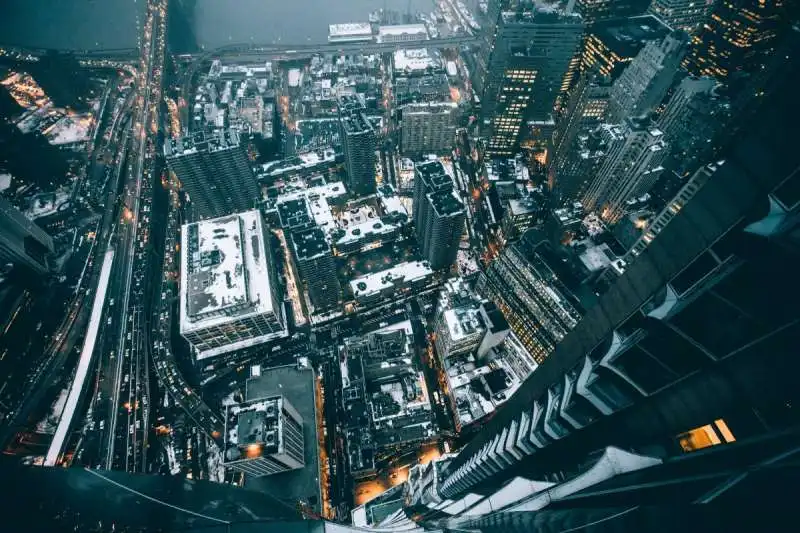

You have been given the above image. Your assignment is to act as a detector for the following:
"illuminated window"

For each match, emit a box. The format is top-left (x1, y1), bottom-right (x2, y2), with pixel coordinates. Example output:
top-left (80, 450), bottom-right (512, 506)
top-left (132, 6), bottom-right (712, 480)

top-left (678, 419), bottom-right (736, 452)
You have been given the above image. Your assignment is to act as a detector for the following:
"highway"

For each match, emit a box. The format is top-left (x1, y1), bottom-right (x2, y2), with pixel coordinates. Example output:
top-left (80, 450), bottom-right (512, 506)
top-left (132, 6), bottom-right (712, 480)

top-left (95, 0), bottom-right (169, 473)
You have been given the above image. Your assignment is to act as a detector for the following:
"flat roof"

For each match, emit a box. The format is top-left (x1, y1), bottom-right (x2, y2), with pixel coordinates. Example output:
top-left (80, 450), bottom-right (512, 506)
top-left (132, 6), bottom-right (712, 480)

top-left (291, 226), bottom-right (331, 260)
top-left (244, 365), bottom-right (322, 514)
top-left (350, 261), bottom-right (434, 298)
top-left (393, 48), bottom-right (437, 73)
top-left (260, 148), bottom-right (336, 177)
top-left (336, 218), bottom-right (399, 246)
top-left (223, 396), bottom-right (291, 460)
top-left (379, 24), bottom-right (428, 36)
top-left (443, 307), bottom-right (485, 342)
top-left (180, 211), bottom-right (276, 333)
top-left (429, 190), bottom-right (464, 217)
top-left (508, 197), bottom-right (538, 216)
top-left (591, 15), bottom-right (671, 59)
top-left (329, 22), bottom-right (373, 37)
top-left (165, 129), bottom-right (241, 158)
top-left (485, 156), bottom-right (530, 183)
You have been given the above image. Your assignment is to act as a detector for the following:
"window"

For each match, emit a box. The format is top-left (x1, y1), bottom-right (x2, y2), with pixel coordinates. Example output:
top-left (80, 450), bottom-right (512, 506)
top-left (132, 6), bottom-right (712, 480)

top-left (677, 419), bottom-right (736, 452)
top-left (671, 250), bottom-right (720, 294)
top-left (609, 344), bottom-right (679, 394)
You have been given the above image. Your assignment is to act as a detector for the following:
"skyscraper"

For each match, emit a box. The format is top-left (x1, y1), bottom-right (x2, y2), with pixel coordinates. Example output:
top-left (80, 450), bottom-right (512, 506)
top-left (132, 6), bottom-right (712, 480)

top-left (413, 160), bottom-right (465, 270)
top-left (338, 95), bottom-right (377, 196)
top-left (582, 117), bottom-right (668, 222)
top-left (0, 194), bottom-right (54, 275)
top-left (574, 0), bottom-right (652, 25)
top-left (290, 226), bottom-right (341, 311)
top-left (548, 71), bottom-right (610, 198)
top-left (684, 0), bottom-right (786, 80)
top-left (581, 14), bottom-right (672, 80)
top-left (400, 101), bottom-right (459, 155)
top-left (657, 75), bottom-right (728, 176)
top-left (409, 59), bottom-right (800, 511)
top-left (606, 31), bottom-right (689, 122)
top-left (165, 130), bottom-right (259, 220)
top-left (648, 0), bottom-right (718, 34)
top-left (478, 3), bottom-right (583, 155)
top-left (222, 395), bottom-right (305, 477)
top-left (478, 232), bottom-right (584, 363)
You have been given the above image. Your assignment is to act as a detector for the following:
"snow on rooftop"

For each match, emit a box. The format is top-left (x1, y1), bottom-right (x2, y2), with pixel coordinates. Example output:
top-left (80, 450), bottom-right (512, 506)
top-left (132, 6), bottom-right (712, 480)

top-left (393, 48), bottom-right (438, 73)
top-left (44, 114), bottom-right (93, 145)
top-left (180, 211), bottom-right (278, 341)
top-left (350, 261), bottom-right (434, 298)
top-left (379, 24), bottom-right (428, 36)
top-left (329, 22), bottom-right (373, 41)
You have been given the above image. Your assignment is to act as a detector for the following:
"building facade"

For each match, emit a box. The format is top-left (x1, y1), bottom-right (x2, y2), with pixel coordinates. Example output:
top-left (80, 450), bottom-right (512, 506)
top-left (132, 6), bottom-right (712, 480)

top-left (648, 0), bottom-right (718, 34)
top-left (413, 160), bottom-right (465, 270)
top-left (581, 118), bottom-right (668, 223)
top-left (338, 95), bottom-right (377, 196)
top-left (684, 0), bottom-right (786, 80)
top-left (400, 101), bottom-right (458, 155)
top-left (479, 234), bottom-right (583, 363)
top-left (574, 0), bottom-right (651, 25)
top-left (290, 226), bottom-right (341, 311)
top-left (222, 395), bottom-right (305, 477)
top-left (165, 130), bottom-right (259, 220)
top-left (478, 6), bottom-right (583, 155)
top-left (0, 194), bottom-right (54, 275)
top-left (605, 31), bottom-right (689, 122)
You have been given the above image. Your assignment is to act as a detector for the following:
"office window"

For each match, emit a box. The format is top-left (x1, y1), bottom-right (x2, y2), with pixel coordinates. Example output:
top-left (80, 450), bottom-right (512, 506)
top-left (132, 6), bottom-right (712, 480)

top-left (677, 419), bottom-right (736, 453)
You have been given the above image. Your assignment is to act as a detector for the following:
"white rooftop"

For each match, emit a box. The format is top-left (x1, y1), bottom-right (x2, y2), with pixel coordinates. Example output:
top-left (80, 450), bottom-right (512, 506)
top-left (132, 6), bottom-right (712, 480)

top-left (329, 23), bottom-right (373, 40)
top-left (443, 307), bottom-right (485, 342)
top-left (350, 261), bottom-right (434, 299)
top-left (379, 24), bottom-right (428, 36)
top-left (179, 211), bottom-right (279, 348)
top-left (394, 48), bottom-right (438, 73)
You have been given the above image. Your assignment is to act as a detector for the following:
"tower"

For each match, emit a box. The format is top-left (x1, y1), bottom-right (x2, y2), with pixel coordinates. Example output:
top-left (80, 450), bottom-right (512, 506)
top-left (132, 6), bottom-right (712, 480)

top-left (165, 130), bottom-right (259, 220)
top-left (338, 95), bottom-right (377, 196)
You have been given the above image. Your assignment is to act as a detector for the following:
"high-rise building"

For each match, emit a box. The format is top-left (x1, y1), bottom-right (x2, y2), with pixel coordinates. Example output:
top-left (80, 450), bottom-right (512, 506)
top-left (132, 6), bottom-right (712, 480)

top-left (478, 233), bottom-right (584, 363)
top-left (574, 0), bottom-right (652, 25)
top-left (551, 128), bottom-right (608, 205)
top-left (222, 395), bottom-right (305, 477)
top-left (582, 117), bottom-right (668, 223)
top-left (606, 31), bottom-right (689, 122)
top-left (400, 101), bottom-right (459, 155)
top-left (684, 0), bottom-right (786, 80)
top-left (422, 191), bottom-right (466, 271)
top-left (657, 75), bottom-right (729, 176)
top-left (549, 71), bottom-right (610, 199)
top-left (648, 0), bottom-right (718, 34)
top-left (290, 226), bottom-right (341, 311)
top-left (165, 130), bottom-right (259, 220)
top-left (581, 15), bottom-right (672, 80)
top-left (478, 4), bottom-right (583, 155)
top-left (0, 194), bottom-right (54, 275)
top-left (413, 71), bottom-right (800, 510)
top-left (413, 161), bottom-right (465, 270)
top-left (179, 211), bottom-right (286, 361)
top-left (338, 95), bottom-right (377, 196)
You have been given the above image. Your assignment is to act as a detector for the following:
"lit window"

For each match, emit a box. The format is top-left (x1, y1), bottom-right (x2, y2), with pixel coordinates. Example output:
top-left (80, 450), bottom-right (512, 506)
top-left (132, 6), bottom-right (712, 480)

top-left (677, 419), bottom-right (736, 452)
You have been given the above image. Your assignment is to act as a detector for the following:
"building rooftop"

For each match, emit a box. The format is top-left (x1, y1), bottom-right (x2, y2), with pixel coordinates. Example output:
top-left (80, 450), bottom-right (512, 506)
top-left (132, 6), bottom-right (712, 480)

top-left (350, 261), bottom-right (434, 299)
top-left (329, 22), bottom-right (373, 38)
top-left (444, 332), bottom-right (538, 430)
top-left (578, 242), bottom-right (618, 272)
top-left (379, 24), bottom-right (428, 37)
top-left (179, 211), bottom-right (282, 357)
top-left (223, 396), bottom-right (290, 462)
top-left (429, 190), bottom-right (464, 217)
top-left (275, 181), bottom-right (346, 232)
top-left (591, 15), bottom-right (671, 60)
top-left (416, 160), bottom-right (453, 190)
top-left (276, 198), bottom-right (311, 229)
top-left (507, 197), bottom-right (538, 216)
top-left (165, 129), bottom-right (241, 157)
top-left (243, 365), bottom-right (322, 514)
top-left (485, 156), bottom-right (530, 183)
top-left (393, 48), bottom-right (438, 74)
top-left (260, 148), bottom-right (337, 178)
top-left (291, 226), bottom-right (331, 261)
top-left (443, 307), bottom-right (484, 343)
top-left (336, 218), bottom-right (399, 246)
